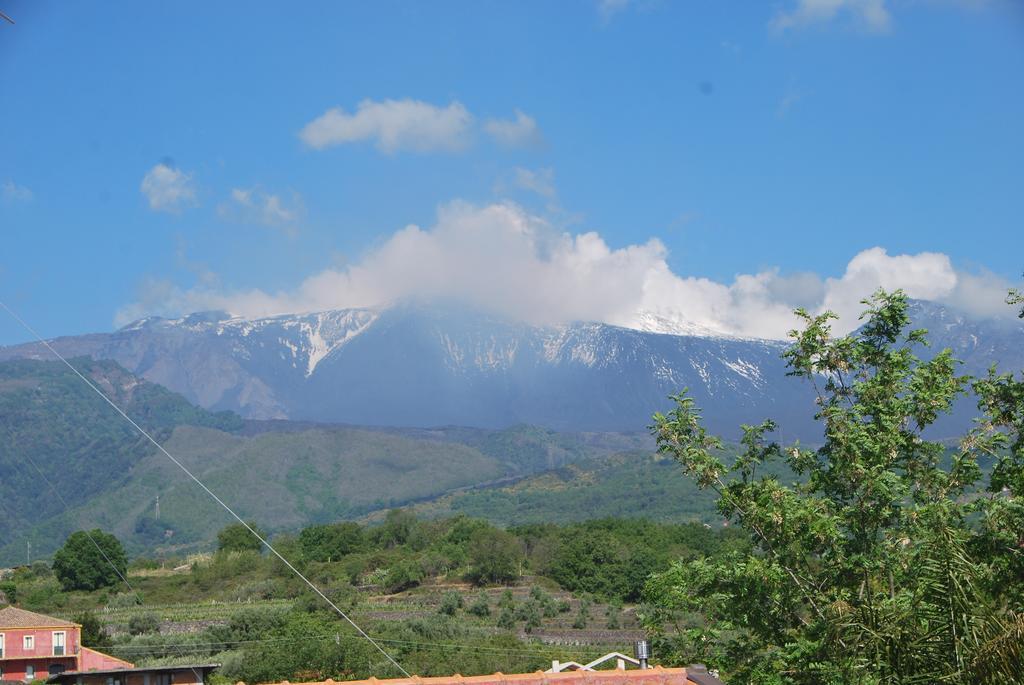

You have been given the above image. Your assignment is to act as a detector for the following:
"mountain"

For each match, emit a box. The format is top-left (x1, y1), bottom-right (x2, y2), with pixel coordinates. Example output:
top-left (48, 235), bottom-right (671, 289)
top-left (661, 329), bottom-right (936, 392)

top-left (1, 301), bottom-right (1020, 439)
top-left (0, 358), bottom-right (648, 564)
top-left (0, 358), bottom-right (241, 560)
top-left (0, 303), bottom-right (812, 437)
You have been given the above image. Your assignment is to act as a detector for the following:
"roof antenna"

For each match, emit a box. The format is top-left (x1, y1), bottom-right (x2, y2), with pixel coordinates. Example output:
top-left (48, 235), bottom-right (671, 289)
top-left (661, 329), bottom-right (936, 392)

top-left (0, 10), bottom-right (14, 24)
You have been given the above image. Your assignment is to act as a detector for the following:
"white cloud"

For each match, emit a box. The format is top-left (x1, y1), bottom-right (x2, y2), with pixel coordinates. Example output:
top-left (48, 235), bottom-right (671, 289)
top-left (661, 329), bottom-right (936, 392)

top-left (218, 187), bottom-right (304, 233)
top-left (771, 0), bottom-right (892, 33)
top-left (484, 110), bottom-right (542, 148)
top-left (118, 201), bottom-right (1017, 338)
top-left (511, 168), bottom-right (556, 199)
top-left (598, 0), bottom-right (632, 21)
top-left (299, 99), bottom-right (473, 153)
top-left (1, 181), bottom-right (33, 203)
top-left (140, 163), bottom-right (197, 213)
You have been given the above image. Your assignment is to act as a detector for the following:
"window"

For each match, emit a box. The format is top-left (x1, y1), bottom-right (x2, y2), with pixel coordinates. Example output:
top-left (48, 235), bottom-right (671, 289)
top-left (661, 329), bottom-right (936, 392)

top-left (52, 632), bottom-right (65, 657)
top-left (26, 665), bottom-right (36, 680)
top-left (0, 632), bottom-right (5, 658)
top-left (50, 664), bottom-right (66, 676)
top-left (24, 634), bottom-right (34, 650)
top-left (154, 674), bottom-right (172, 685)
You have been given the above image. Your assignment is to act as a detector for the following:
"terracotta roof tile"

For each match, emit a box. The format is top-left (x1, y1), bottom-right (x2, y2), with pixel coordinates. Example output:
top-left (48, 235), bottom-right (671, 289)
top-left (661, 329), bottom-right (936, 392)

top-left (263, 667), bottom-right (695, 685)
top-left (0, 606), bottom-right (77, 628)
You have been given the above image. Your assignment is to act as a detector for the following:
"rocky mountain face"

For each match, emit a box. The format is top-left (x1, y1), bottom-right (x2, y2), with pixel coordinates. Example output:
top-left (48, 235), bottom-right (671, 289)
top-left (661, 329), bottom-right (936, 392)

top-left (1, 301), bottom-right (1020, 439)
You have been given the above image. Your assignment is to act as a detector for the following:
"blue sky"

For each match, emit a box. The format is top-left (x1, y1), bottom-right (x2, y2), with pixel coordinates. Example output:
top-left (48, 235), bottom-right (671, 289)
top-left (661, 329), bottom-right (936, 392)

top-left (1, 0), bottom-right (1022, 344)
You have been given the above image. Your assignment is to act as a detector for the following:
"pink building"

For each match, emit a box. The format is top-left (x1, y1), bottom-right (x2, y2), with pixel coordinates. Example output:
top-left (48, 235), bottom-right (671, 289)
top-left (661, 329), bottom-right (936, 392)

top-left (0, 607), bottom-right (132, 683)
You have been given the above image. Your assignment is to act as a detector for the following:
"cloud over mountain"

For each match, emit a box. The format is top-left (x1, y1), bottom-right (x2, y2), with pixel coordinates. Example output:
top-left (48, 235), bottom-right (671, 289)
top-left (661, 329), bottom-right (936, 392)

top-left (118, 201), bottom-right (1016, 339)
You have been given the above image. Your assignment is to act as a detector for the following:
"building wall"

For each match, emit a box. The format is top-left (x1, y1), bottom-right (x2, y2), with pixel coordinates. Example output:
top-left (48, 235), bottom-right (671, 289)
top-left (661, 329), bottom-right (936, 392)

top-left (77, 649), bottom-right (132, 672)
top-left (73, 671), bottom-right (205, 685)
top-left (0, 627), bottom-right (130, 682)
top-left (0, 626), bottom-right (81, 682)
top-left (0, 656), bottom-right (78, 682)
top-left (0, 626), bottom-right (80, 661)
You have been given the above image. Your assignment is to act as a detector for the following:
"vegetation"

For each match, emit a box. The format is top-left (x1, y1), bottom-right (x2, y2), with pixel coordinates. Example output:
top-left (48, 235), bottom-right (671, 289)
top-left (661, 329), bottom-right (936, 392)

top-left (52, 529), bottom-right (128, 592)
top-left (1, 514), bottom-right (745, 682)
top-left (0, 359), bottom-right (241, 559)
top-left (0, 358), bottom-right (650, 566)
top-left (647, 290), bottom-right (1024, 683)
top-left (217, 522), bottom-right (267, 553)
top-left (74, 609), bottom-right (114, 650)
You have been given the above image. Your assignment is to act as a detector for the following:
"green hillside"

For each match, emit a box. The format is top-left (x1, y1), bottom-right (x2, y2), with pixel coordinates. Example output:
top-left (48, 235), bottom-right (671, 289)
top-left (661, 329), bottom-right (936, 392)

top-left (406, 449), bottom-right (792, 526)
top-left (0, 359), bottom-right (669, 565)
top-left (0, 358), bottom-right (241, 556)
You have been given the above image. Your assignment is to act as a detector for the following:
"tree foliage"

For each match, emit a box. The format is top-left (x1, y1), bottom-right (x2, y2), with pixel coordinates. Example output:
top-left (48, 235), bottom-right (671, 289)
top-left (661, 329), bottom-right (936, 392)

top-left (52, 529), bottom-right (127, 592)
top-left (465, 528), bottom-right (523, 585)
top-left (216, 522), bottom-right (266, 553)
top-left (73, 610), bottom-right (113, 651)
top-left (646, 290), bottom-right (1024, 684)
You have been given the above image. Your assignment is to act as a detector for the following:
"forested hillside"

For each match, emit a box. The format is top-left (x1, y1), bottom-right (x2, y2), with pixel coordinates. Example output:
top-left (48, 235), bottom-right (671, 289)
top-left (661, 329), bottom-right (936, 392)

top-left (0, 359), bottom-right (241, 555)
top-left (0, 360), bottom-right (660, 565)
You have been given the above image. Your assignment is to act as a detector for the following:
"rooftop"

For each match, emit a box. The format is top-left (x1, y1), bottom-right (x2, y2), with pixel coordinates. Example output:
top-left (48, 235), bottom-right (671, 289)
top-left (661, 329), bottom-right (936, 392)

top-left (0, 606), bottom-right (77, 628)
top-left (47, 665), bottom-right (220, 683)
top-left (255, 667), bottom-right (713, 685)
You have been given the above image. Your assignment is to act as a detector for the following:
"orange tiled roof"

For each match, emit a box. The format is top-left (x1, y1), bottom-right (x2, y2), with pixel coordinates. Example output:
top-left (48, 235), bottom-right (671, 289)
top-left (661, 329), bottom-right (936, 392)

top-left (0, 606), bottom-right (77, 628)
top-left (255, 667), bottom-right (696, 685)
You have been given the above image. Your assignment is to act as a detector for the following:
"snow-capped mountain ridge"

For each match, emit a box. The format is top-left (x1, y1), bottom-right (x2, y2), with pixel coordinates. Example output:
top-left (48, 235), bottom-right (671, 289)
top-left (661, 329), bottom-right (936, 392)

top-left (2, 300), bottom-right (1018, 438)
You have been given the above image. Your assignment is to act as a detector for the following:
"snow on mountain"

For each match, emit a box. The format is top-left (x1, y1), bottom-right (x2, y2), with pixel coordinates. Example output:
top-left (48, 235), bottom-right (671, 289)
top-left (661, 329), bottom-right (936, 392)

top-left (0, 300), bottom-right (1018, 438)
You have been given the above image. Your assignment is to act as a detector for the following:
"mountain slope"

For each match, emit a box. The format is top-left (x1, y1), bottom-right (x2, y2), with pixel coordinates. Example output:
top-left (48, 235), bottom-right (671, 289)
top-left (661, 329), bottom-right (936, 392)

top-left (1, 301), bottom-right (1019, 439)
top-left (0, 358), bottom-right (242, 553)
top-left (0, 304), bottom-right (817, 437)
top-left (0, 359), bottom-right (653, 564)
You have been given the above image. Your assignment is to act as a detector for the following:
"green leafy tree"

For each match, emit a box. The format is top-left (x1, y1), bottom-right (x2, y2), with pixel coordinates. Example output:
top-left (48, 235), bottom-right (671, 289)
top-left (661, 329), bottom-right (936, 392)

top-left (646, 290), bottom-right (1024, 684)
top-left (299, 522), bottom-right (365, 562)
top-left (52, 530), bottom-right (127, 592)
top-left (216, 522), bottom-right (266, 553)
top-left (465, 528), bottom-right (523, 585)
top-left (73, 610), bottom-right (112, 651)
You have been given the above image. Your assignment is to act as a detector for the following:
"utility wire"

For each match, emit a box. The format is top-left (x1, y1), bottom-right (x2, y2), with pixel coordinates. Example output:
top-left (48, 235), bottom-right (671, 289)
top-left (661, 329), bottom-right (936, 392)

top-left (17, 450), bottom-right (206, 682)
top-left (0, 299), bottom-right (410, 678)
top-left (103, 633), bottom-right (623, 657)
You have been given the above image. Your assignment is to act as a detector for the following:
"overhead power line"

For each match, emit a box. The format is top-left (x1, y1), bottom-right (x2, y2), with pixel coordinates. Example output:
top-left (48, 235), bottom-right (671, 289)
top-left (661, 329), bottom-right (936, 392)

top-left (0, 299), bottom-right (410, 678)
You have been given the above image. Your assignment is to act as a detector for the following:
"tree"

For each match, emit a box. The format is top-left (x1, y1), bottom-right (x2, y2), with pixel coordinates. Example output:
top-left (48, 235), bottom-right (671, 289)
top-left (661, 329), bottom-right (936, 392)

top-left (465, 528), bottom-right (522, 585)
top-left (299, 522), bottom-right (364, 562)
top-left (1007, 273), bottom-right (1023, 319)
top-left (74, 610), bottom-right (112, 651)
top-left (216, 521), bottom-right (266, 553)
top-left (52, 530), bottom-right (127, 592)
top-left (646, 290), bottom-right (1024, 684)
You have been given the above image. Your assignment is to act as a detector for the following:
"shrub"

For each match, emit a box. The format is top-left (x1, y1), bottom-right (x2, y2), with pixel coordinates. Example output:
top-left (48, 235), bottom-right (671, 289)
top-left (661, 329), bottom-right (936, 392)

top-left (128, 611), bottom-right (160, 636)
top-left (438, 591), bottom-right (463, 616)
top-left (467, 593), bottom-right (491, 617)
top-left (496, 607), bottom-right (515, 630)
